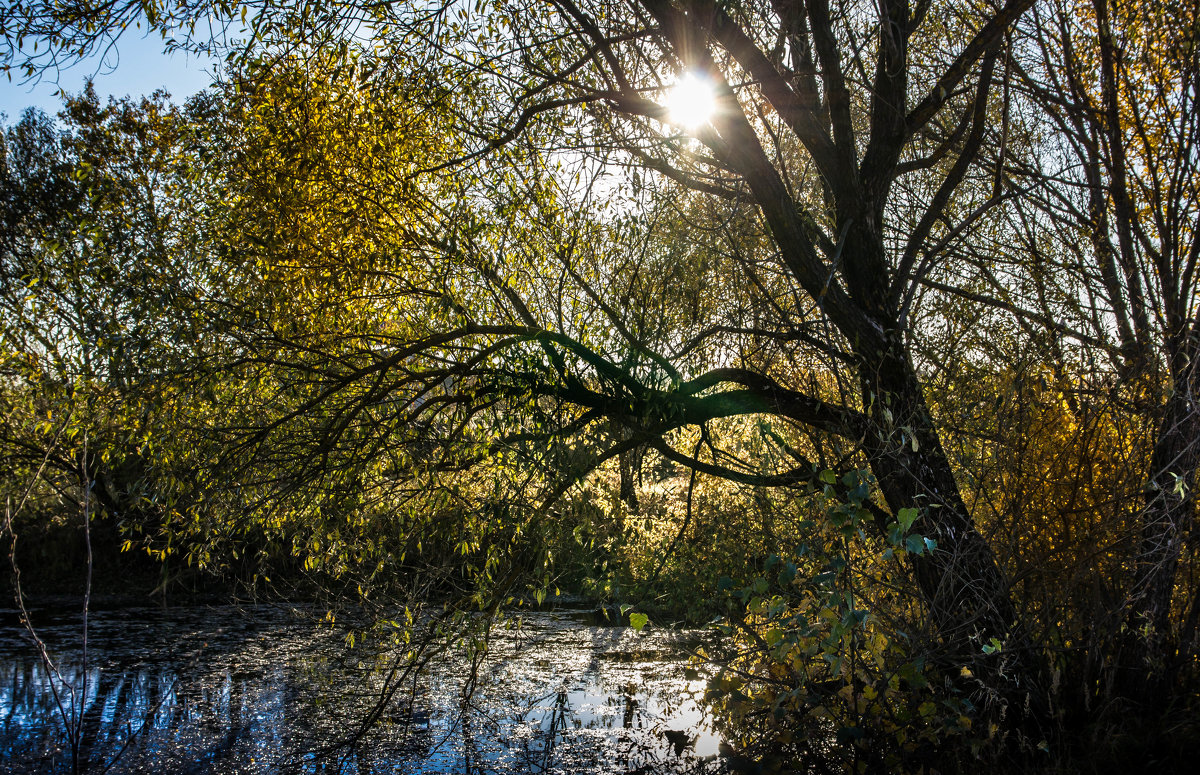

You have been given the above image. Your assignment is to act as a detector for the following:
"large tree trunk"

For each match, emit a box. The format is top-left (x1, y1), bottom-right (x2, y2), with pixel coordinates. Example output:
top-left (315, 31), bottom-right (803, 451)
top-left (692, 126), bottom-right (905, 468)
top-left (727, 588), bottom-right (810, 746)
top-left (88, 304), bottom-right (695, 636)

top-left (836, 188), bottom-right (1033, 689)
top-left (863, 339), bottom-right (1016, 648)
top-left (857, 326), bottom-right (1045, 729)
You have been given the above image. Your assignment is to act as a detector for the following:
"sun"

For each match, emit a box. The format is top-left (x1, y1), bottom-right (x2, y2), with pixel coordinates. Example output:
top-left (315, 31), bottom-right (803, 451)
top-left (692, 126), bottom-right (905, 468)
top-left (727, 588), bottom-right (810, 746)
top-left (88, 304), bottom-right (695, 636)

top-left (665, 72), bottom-right (716, 130)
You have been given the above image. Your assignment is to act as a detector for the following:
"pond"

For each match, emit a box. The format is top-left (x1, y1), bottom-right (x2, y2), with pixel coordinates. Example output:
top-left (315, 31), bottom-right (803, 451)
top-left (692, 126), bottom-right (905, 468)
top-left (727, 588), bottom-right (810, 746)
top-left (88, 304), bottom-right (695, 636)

top-left (0, 603), bottom-right (725, 773)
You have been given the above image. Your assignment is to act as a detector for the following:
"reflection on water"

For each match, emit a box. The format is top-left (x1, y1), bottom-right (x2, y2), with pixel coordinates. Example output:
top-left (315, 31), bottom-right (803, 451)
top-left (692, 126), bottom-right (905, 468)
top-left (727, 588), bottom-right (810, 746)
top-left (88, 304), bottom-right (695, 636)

top-left (0, 605), bottom-right (721, 773)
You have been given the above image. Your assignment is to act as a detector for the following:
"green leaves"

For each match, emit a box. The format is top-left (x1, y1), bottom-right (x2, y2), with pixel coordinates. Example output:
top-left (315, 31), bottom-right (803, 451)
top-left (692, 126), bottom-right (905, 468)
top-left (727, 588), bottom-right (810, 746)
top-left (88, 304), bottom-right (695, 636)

top-left (629, 612), bottom-right (649, 632)
top-left (904, 534), bottom-right (937, 556)
top-left (698, 467), bottom-right (998, 768)
top-left (888, 507), bottom-right (935, 556)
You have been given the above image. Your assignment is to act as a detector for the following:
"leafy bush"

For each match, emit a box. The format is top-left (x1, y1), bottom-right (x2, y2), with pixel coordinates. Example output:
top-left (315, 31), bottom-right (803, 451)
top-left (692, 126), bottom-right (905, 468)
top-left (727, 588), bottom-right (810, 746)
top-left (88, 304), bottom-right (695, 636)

top-left (703, 471), bottom-right (981, 773)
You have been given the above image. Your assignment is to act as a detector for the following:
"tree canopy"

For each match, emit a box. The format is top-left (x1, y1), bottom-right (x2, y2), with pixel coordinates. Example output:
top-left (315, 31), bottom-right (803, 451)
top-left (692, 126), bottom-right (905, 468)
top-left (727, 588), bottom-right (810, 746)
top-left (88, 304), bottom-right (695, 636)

top-left (3, 0), bottom-right (1198, 770)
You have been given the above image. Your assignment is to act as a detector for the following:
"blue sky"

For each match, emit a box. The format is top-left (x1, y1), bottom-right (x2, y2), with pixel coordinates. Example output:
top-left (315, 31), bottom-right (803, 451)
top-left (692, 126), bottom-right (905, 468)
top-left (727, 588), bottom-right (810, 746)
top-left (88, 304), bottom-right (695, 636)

top-left (2, 31), bottom-right (217, 122)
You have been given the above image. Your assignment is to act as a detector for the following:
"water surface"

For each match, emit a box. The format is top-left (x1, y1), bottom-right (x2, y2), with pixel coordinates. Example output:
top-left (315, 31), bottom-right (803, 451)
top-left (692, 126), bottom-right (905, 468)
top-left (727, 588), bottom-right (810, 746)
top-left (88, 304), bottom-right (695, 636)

top-left (0, 603), bottom-right (722, 773)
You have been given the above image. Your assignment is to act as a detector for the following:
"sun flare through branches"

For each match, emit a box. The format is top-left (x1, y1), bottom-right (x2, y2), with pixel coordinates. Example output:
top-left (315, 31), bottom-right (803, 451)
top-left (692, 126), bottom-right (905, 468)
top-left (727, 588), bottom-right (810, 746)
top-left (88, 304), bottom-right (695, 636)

top-left (664, 72), bottom-right (716, 130)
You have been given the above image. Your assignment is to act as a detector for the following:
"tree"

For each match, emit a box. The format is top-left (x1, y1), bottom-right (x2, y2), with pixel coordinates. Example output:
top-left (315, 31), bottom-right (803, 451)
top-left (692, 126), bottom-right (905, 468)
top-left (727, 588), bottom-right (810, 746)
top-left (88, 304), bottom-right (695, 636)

top-left (1003, 0), bottom-right (1200, 701)
top-left (2, 0), bottom-right (1048, 715)
top-left (10, 0), bottom-right (1200, 755)
top-left (416, 0), bottom-right (1037, 694)
top-left (0, 89), bottom-right (213, 573)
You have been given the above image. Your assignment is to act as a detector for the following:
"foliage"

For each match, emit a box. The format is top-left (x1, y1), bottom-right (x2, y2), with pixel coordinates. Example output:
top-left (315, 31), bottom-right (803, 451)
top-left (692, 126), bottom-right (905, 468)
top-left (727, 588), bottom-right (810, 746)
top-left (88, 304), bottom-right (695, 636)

top-left (0, 90), bottom-right (217, 591)
top-left (700, 472), bottom-right (996, 773)
top-left (1, 0), bottom-right (1199, 771)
